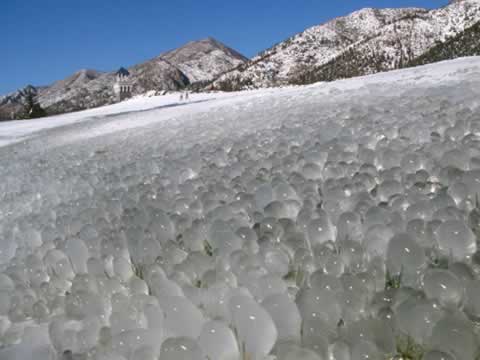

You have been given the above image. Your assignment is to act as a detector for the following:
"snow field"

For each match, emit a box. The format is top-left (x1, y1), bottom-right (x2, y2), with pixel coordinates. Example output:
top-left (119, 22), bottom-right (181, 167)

top-left (1, 57), bottom-right (480, 359)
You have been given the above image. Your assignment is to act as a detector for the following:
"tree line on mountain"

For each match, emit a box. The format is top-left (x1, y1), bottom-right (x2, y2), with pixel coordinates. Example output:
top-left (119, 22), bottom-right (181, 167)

top-left (404, 21), bottom-right (480, 67)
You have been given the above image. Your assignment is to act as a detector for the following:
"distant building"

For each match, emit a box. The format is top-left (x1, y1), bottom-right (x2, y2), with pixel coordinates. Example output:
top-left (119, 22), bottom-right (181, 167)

top-left (113, 67), bottom-right (132, 101)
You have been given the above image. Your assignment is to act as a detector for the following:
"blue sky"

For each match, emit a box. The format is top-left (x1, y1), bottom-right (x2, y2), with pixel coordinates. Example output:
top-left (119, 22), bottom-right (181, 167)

top-left (1, 0), bottom-right (447, 95)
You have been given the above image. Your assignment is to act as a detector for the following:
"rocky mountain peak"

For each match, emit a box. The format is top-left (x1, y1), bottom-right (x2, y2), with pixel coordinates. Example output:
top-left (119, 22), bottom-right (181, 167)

top-left (159, 37), bottom-right (247, 82)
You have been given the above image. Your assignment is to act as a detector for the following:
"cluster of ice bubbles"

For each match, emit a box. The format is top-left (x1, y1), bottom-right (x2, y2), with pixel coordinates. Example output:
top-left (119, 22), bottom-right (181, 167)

top-left (1, 89), bottom-right (480, 360)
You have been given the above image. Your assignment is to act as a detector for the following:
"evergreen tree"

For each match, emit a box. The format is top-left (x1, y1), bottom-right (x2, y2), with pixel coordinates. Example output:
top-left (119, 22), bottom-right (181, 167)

top-left (22, 92), bottom-right (47, 119)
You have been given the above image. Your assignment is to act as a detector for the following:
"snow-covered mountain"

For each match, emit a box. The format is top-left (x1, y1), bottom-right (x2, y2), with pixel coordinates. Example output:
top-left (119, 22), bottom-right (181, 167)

top-left (212, 0), bottom-right (480, 90)
top-left (0, 38), bottom-right (247, 118)
top-left (3, 1), bottom-right (480, 118)
top-left (161, 37), bottom-right (247, 83)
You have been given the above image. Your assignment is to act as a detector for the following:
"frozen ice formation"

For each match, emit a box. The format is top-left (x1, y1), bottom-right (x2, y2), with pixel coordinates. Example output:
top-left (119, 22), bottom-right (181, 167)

top-left (1, 57), bottom-right (480, 359)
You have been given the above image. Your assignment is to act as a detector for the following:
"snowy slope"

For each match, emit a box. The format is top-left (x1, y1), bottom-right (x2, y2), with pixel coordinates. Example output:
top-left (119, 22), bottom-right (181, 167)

top-left (2, 56), bottom-right (478, 149)
top-left (1, 57), bottom-right (480, 360)
top-left (0, 92), bottom-right (246, 148)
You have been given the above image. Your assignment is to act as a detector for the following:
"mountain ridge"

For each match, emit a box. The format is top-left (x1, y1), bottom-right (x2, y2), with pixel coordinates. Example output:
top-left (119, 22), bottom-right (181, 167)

top-left (212, 0), bottom-right (480, 90)
top-left (0, 37), bottom-right (247, 119)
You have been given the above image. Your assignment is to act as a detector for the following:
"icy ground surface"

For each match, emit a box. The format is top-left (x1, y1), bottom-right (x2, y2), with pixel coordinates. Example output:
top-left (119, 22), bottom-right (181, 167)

top-left (1, 57), bottom-right (480, 360)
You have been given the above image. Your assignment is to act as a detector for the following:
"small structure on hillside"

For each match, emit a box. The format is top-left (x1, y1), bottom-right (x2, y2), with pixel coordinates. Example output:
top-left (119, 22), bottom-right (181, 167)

top-left (113, 67), bottom-right (132, 101)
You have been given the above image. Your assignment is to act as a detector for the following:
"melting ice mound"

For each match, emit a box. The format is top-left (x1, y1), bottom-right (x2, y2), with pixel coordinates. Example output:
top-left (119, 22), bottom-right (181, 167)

top-left (1, 57), bottom-right (480, 360)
